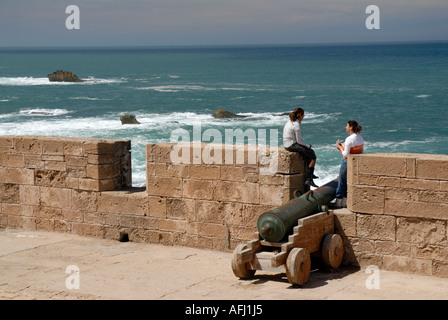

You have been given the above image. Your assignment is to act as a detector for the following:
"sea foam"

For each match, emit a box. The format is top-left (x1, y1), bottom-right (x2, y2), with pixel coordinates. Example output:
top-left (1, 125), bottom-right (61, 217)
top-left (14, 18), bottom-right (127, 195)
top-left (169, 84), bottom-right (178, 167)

top-left (0, 76), bottom-right (126, 86)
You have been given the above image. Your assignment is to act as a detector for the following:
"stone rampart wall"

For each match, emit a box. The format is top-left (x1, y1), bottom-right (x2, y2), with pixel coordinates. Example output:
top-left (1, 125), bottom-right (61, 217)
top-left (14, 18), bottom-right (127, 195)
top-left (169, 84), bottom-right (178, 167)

top-left (1, 136), bottom-right (447, 278)
top-left (0, 138), bottom-right (307, 251)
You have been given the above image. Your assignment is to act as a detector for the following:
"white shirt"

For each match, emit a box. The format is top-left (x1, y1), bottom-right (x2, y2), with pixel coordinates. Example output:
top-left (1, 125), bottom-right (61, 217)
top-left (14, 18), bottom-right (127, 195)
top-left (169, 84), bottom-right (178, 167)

top-left (342, 133), bottom-right (364, 159)
top-left (283, 120), bottom-right (310, 149)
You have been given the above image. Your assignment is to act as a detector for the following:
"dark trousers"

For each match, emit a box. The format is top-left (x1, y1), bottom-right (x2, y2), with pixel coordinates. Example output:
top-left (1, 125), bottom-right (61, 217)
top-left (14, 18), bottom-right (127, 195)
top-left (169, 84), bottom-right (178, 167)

top-left (285, 143), bottom-right (316, 166)
top-left (336, 159), bottom-right (347, 199)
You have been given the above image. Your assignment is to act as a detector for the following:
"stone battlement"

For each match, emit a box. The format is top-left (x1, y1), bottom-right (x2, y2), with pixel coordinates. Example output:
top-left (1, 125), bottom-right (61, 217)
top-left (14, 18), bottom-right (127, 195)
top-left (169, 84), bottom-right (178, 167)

top-left (1, 136), bottom-right (447, 278)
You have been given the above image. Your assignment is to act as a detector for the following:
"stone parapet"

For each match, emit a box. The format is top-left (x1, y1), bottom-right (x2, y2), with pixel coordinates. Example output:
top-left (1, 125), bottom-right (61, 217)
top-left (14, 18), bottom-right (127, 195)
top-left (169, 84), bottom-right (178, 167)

top-left (1, 137), bottom-right (447, 279)
top-left (145, 143), bottom-right (307, 250)
top-left (0, 138), bottom-right (307, 252)
top-left (341, 153), bottom-right (448, 278)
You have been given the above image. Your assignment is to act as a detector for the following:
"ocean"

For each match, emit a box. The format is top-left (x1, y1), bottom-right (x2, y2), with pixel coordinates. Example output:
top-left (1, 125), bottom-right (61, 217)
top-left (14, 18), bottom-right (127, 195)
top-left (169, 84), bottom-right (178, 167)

top-left (1, 42), bottom-right (447, 187)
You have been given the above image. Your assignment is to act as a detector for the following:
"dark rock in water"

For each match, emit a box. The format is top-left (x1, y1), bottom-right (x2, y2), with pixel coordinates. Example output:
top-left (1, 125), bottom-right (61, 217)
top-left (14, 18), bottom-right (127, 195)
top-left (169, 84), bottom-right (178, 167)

top-left (47, 70), bottom-right (84, 82)
top-left (213, 108), bottom-right (247, 119)
top-left (120, 115), bottom-right (141, 125)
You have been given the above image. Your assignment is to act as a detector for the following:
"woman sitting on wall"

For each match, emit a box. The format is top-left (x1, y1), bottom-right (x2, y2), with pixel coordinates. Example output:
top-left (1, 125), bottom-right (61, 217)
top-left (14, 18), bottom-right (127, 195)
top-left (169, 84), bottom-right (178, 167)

top-left (334, 120), bottom-right (364, 208)
top-left (283, 107), bottom-right (319, 188)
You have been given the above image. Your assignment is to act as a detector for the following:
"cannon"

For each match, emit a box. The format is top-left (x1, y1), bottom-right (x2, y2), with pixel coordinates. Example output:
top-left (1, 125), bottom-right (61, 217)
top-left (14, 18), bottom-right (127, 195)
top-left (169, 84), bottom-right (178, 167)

top-left (258, 179), bottom-right (339, 242)
top-left (231, 179), bottom-right (344, 286)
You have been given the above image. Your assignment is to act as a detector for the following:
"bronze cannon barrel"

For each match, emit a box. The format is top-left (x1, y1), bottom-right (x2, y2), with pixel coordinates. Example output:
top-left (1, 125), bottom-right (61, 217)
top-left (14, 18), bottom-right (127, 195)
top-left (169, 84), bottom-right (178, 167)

top-left (257, 179), bottom-right (339, 242)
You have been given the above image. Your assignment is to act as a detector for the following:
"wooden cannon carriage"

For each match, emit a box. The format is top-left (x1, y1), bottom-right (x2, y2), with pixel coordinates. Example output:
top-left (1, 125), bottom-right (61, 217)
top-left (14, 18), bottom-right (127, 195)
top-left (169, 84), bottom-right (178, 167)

top-left (231, 209), bottom-right (344, 286)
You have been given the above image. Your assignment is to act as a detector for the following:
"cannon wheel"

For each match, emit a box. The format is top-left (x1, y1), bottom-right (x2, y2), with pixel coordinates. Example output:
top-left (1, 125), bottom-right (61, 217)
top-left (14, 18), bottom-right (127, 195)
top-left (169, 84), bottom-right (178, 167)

top-left (285, 248), bottom-right (311, 286)
top-left (231, 244), bottom-right (256, 279)
top-left (322, 234), bottom-right (344, 269)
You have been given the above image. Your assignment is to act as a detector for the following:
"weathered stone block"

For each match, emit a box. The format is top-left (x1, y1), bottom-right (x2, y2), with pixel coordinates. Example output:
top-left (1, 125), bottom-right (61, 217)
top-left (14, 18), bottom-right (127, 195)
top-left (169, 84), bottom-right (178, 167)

top-left (400, 178), bottom-right (441, 191)
top-left (62, 208), bottom-right (83, 222)
top-left (214, 181), bottom-right (259, 204)
top-left (259, 185), bottom-right (287, 206)
top-left (198, 222), bottom-right (227, 238)
top-left (148, 196), bottom-right (166, 218)
top-left (383, 255), bottom-right (432, 275)
top-left (19, 185), bottom-right (40, 206)
top-left (166, 198), bottom-right (195, 221)
top-left (78, 178), bottom-right (118, 192)
top-left (196, 200), bottom-right (244, 226)
top-left (71, 190), bottom-right (97, 212)
top-left (182, 179), bottom-right (214, 200)
top-left (0, 153), bottom-right (25, 168)
top-left (334, 208), bottom-right (356, 237)
top-left (416, 156), bottom-right (448, 180)
top-left (347, 155), bottom-right (359, 185)
top-left (0, 183), bottom-right (20, 204)
top-left (86, 162), bottom-right (120, 180)
top-left (154, 163), bottom-right (189, 178)
top-left (159, 219), bottom-right (187, 233)
top-left (71, 222), bottom-right (105, 238)
top-left (433, 261), bottom-right (448, 278)
top-left (97, 191), bottom-right (148, 216)
top-left (34, 206), bottom-right (63, 219)
top-left (385, 199), bottom-right (448, 220)
top-left (358, 154), bottom-right (410, 177)
top-left (356, 214), bottom-right (395, 241)
top-left (189, 165), bottom-right (220, 180)
top-left (146, 143), bottom-right (176, 163)
top-left (272, 149), bottom-right (304, 174)
top-left (87, 154), bottom-right (116, 165)
top-left (0, 168), bottom-right (34, 185)
top-left (40, 187), bottom-right (71, 208)
top-left (348, 185), bottom-right (385, 214)
top-left (375, 240), bottom-right (411, 256)
top-left (35, 169), bottom-right (67, 188)
top-left (66, 155), bottom-right (88, 167)
top-left (14, 138), bottom-right (42, 154)
top-left (0, 136), bottom-right (13, 149)
top-left (396, 217), bottom-right (446, 246)
top-left (63, 141), bottom-right (84, 156)
top-left (42, 140), bottom-right (65, 155)
top-left (147, 176), bottom-right (183, 197)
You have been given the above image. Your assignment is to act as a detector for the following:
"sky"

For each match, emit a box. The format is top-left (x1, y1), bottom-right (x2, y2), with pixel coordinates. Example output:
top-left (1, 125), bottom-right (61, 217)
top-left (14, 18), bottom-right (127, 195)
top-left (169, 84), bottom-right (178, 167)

top-left (0, 0), bottom-right (447, 47)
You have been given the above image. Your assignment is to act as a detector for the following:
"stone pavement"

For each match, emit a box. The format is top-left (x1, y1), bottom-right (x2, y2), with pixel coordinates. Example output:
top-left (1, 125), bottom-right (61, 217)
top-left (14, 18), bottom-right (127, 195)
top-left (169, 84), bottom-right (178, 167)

top-left (1, 227), bottom-right (448, 300)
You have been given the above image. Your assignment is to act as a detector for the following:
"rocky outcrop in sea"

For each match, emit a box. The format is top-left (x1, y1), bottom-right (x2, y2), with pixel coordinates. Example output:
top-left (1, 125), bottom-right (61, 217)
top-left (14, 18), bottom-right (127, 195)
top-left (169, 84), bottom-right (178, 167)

top-left (47, 70), bottom-right (84, 82)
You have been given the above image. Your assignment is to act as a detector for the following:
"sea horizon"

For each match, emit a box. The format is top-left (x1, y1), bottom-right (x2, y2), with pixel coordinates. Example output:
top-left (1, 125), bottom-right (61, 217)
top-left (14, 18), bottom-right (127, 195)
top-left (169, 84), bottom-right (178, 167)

top-left (1, 39), bottom-right (448, 50)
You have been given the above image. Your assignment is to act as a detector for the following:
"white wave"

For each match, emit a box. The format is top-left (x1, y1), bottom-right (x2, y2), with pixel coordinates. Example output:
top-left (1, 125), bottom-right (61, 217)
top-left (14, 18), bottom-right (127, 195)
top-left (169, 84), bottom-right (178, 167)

top-left (365, 137), bottom-right (439, 149)
top-left (18, 108), bottom-right (72, 116)
top-left (69, 96), bottom-right (112, 101)
top-left (135, 85), bottom-right (212, 92)
top-left (0, 77), bottom-right (60, 86)
top-left (0, 99), bottom-right (9, 102)
top-left (168, 75), bottom-right (180, 79)
top-left (0, 76), bottom-right (126, 86)
top-left (415, 94), bottom-right (431, 99)
top-left (82, 76), bottom-right (127, 84)
top-left (221, 87), bottom-right (269, 92)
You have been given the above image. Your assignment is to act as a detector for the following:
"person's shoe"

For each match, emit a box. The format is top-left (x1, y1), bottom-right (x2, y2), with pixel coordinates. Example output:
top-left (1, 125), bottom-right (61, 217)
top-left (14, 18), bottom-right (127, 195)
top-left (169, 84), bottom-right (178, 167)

top-left (332, 198), bottom-right (343, 209)
top-left (305, 179), bottom-right (319, 188)
top-left (306, 167), bottom-right (319, 187)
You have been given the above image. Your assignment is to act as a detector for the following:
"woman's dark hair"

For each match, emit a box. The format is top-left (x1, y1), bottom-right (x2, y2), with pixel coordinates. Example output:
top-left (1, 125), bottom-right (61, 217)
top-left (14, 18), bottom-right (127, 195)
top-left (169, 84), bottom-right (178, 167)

top-left (289, 107), bottom-right (304, 122)
top-left (348, 120), bottom-right (363, 134)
